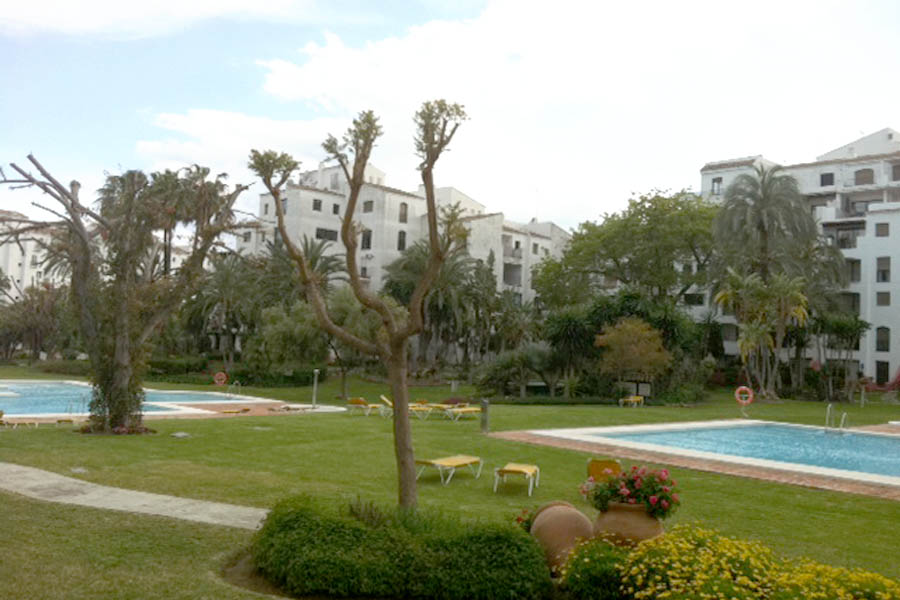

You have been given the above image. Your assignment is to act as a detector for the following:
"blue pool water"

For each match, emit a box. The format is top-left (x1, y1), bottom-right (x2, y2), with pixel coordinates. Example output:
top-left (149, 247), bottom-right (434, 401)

top-left (0, 382), bottom-right (235, 416)
top-left (596, 424), bottom-right (900, 478)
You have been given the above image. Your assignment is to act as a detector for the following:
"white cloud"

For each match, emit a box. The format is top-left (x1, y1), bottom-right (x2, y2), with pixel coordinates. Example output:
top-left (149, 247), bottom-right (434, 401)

top-left (0, 0), bottom-right (374, 38)
top-left (136, 0), bottom-right (900, 230)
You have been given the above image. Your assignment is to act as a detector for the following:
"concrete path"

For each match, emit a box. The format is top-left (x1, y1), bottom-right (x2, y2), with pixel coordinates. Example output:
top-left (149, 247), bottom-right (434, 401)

top-left (0, 462), bottom-right (268, 530)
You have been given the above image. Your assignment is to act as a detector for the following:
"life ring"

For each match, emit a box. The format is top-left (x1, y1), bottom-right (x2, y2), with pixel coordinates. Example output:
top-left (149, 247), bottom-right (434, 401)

top-left (213, 371), bottom-right (228, 386)
top-left (735, 386), bottom-right (754, 405)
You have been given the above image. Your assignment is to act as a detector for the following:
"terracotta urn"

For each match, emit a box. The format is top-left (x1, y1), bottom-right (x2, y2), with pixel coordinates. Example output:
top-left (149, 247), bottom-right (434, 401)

top-left (593, 502), bottom-right (663, 546)
top-left (529, 501), bottom-right (594, 571)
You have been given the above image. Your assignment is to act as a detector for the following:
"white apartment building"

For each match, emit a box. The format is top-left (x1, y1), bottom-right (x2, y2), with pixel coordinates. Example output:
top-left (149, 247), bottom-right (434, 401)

top-left (0, 210), bottom-right (58, 301)
top-left (235, 165), bottom-right (569, 303)
top-left (700, 128), bottom-right (900, 383)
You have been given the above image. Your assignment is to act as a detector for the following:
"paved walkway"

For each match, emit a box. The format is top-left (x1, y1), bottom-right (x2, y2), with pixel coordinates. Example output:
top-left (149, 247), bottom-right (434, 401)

top-left (0, 462), bottom-right (268, 530)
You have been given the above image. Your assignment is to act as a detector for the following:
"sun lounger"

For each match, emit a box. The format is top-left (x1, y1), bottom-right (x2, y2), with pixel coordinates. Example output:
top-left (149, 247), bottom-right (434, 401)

top-left (493, 463), bottom-right (540, 496)
top-left (379, 395), bottom-right (433, 419)
top-left (587, 458), bottom-right (622, 481)
top-left (221, 407), bottom-right (251, 414)
top-left (347, 397), bottom-right (380, 416)
top-left (415, 454), bottom-right (483, 485)
top-left (443, 405), bottom-right (482, 421)
top-left (619, 395), bottom-right (644, 407)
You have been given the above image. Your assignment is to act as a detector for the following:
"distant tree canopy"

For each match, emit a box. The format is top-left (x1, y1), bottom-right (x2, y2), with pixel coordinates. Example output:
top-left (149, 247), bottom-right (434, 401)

top-left (534, 191), bottom-right (717, 307)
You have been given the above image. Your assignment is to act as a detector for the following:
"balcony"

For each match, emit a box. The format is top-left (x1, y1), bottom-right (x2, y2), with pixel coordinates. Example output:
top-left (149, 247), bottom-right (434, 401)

top-left (503, 246), bottom-right (523, 259)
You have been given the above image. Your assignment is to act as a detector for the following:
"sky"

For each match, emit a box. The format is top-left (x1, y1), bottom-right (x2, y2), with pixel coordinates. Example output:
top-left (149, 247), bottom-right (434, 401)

top-left (2, 0), bottom-right (900, 232)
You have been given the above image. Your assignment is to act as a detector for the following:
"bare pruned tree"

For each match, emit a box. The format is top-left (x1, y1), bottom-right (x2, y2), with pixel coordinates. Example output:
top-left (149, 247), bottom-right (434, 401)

top-left (249, 101), bottom-right (466, 508)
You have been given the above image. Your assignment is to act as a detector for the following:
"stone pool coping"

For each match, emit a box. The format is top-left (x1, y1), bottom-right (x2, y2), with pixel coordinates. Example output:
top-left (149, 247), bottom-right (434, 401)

top-left (491, 422), bottom-right (900, 502)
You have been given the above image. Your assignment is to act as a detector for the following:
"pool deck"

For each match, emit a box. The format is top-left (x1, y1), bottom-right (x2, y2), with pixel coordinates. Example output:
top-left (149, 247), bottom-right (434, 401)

top-left (490, 424), bottom-right (900, 502)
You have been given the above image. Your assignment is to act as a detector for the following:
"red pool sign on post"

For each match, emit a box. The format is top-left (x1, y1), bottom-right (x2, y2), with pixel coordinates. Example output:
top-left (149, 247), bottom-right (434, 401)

top-left (213, 371), bottom-right (228, 386)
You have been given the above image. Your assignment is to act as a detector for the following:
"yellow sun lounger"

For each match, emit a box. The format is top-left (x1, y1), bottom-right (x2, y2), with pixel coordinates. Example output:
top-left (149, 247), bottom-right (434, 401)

top-left (347, 397), bottom-right (381, 416)
top-left (587, 457), bottom-right (622, 482)
top-left (415, 454), bottom-right (483, 485)
top-left (444, 405), bottom-right (482, 421)
top-left (379, 395), bottom-right (433, 419)
top-left (493, 463), bottom-right (540, 496)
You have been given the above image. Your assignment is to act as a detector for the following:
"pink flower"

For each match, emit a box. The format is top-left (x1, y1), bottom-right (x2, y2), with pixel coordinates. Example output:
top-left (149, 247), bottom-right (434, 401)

top-left (659, 469), bottom-right (669, 480)
top-left (649, 495), bottom-right (658, 505)
top-left (634, 480), bottom-right (642, 489)
top-left (671, 479), bottom-right (677, 486)
top-left (672, 493), bottom-right (680, 502)
top-left (661, 499), bottom-right (669, 509)
top-left (628, 498), bottom-right (637, 504)
top-left (619, 487), bottom-right (630, 497)
top-left (638, 467), bottom-right (647, 476)
top-left (602, 468), bottom-right (613, 475)
top-left (662, 486), bottom-right (670, 493)
top-left (631, 466), bottom-right (638, 472)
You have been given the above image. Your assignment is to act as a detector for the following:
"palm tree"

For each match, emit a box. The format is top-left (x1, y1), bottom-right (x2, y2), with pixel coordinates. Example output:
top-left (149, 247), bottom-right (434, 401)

top-left (715, 165), bottom-right (818, 282)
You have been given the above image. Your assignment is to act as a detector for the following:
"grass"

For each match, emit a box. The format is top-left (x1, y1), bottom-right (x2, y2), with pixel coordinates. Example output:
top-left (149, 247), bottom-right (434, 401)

top-left (1, 364), bottom-right (899, 598)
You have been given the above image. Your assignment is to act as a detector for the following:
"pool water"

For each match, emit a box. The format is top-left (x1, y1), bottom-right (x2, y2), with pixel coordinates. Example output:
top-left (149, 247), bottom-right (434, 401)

top-left (0, 381), bottom-right (254, 417)
top-left (599, 423), bottom-right (900, 478)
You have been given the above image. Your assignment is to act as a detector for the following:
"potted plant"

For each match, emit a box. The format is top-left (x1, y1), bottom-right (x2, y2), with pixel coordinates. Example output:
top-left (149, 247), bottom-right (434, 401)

top-left (580, 465), bottom-right (680, 545)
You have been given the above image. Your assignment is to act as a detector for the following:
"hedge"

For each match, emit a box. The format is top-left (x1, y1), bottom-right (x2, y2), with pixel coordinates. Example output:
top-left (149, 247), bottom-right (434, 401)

top-left (252, 495), bottom-right (552, 600)
top-left (230, 365), bottom-right (327, 387)
top-left (147, 356), bottom-right (208, 375)
top-left (35, 360), bottom-right (92, 377)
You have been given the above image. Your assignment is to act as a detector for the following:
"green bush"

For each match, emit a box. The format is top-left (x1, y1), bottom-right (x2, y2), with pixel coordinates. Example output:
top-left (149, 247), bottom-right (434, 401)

top-left (253, 495), bottom-right (552, 600)
top-left (144, 373), bottom-right (219, 385)
top-left (35, 360), bottom-right (92, 377)
top-left (656, 383), bottom-right (707, 405)
top-left (147, 356), bottom-right (208, 375)
top-left (231, 365), bottom-right (327, 387)
top-left (560, 538), bottom-right (628, 600)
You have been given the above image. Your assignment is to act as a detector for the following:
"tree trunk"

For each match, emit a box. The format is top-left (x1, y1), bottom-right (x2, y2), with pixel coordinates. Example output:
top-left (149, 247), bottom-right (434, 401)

top-left (386, 342), bottom-right (417, 509)
top-left (340, 365), bottom-right (349, 401)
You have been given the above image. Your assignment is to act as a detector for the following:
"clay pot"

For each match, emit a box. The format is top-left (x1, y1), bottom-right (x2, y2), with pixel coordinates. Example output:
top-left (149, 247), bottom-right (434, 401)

top-left (593, 502), bottom-right (663, 546)
top-left (530, 501), bottom-right (594, 571)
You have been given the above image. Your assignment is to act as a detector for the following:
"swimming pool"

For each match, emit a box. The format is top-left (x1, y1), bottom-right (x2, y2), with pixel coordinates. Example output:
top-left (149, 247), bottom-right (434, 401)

top-left (530, 420), bottom-right (900, 487)
top-left (0, 380), bottom-right (275, 418)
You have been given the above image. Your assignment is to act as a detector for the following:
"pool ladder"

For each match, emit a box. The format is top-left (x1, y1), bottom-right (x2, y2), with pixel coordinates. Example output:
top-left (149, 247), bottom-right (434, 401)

top-left (226, 381), bottom-right (242, 398)
top-left (825, 403), bottom-right (848, 431)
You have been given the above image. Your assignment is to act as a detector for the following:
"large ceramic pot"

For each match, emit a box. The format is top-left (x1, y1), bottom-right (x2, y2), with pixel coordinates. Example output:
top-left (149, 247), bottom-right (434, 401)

top-left (530, 501), bottom-right (594, 571)
top-left (593, 502), bottom-right (663, 546)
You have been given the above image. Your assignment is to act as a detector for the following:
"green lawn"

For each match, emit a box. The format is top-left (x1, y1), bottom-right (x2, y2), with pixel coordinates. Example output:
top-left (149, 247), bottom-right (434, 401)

top-left (1, 365), bottom-right (898, 598)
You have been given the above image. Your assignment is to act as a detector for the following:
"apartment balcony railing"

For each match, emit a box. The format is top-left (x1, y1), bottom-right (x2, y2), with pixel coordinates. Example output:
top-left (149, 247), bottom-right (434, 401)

top-left (503, 247), bottom-right (523, 259)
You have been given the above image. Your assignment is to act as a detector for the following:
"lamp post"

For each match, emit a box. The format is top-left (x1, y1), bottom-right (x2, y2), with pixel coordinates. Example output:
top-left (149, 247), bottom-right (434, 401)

top-left (312, 368), bottom-right (320, 409)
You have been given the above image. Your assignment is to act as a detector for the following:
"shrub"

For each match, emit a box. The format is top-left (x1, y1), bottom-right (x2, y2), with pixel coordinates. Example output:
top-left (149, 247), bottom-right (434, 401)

top-left (144, 373), bottom-right (220, 385)
top-left (147, 356), bottom-right (208, 375)
top-left (231, 365), bottom-right (327, 387)
top-left (35, 360), bottom-right (92, 377)
top-left (559, 538), bottom-right (628, 600)
top-left (656, 383), bottom-right (707, 405)
top-left (770, 561), bottom-right (900, 600)
top-left (253, 495), bottom-right (552, 600)
top-left (619, 525), bottom-right (777, 599)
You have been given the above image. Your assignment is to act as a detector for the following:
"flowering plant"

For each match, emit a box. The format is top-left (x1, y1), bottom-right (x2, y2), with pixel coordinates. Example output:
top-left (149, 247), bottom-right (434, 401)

top-left (580, 465), bottom-right (680, 519)
top-left (513, 507), bottom-right (537, 532)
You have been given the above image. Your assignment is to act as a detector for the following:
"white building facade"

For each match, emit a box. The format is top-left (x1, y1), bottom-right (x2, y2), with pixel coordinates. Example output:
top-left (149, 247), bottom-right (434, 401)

top-left (700, 128), bottom-right (900, 383)
top-left (236, 165), bottom-right (569, 303)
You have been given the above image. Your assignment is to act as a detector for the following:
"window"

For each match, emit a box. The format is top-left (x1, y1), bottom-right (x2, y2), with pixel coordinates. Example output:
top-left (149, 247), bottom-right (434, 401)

top-left (397, 231), bottom-right (406, 251)
top-left (30, 255), bottom-right (38, 266)
top-left (360, 267), bottom-right (368, 278)
top-left (876, 223), bottom-right (889, 237)
top-left (847, 258), bottom-right (861, 282)
top-left (877, 256), bottom-right (891, 282)
top-left (315, 228), bottom-right (338, 241)
top-left (264, 203), bottom-right (269, 215)
top-left (542, 247), bottom-right (549, 257)
top-left (722, 324), bottom-right (738, 342)
top-left (854, 168), bottom-right (874, 185)
top-left (330, 173), bottom-right (339, 190)
top-left (876, 361), bottom-right (890, 384)
top-left (399, 202), bottom-right (408, 224)
top-left (514, 240), bottom-right (521, 249)
top-left (820, 172), bottom-right (834, 186)
top-left (878, 292), bottom-right (891, 306)
top-left (682, 263), bottom-right (693, 275)
top-left (361, 230), bottom-right (372, 250)
top-left (893, 164), bottom-right (900, 182)
top-left (333, 203), bottom-right (340, 215)
top-left (877, 327), bottom-right (891, 352)
top-left (312, 199), bottom-right (322, 212)
top-left (532, 243), bottom-right (539, 255)
top-left (683, 293), bottom-right (704, 306)
top-left (363, 200), bottom-right (374, 213)
top-left (711, 177), bottom-right (722, 195)
top-left (242, 231), bottom-right (252, 242)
